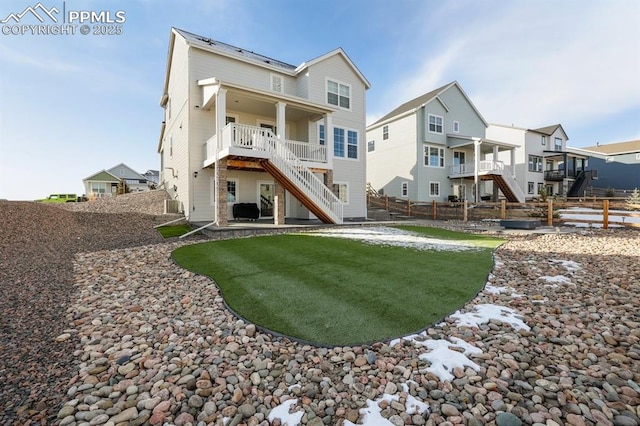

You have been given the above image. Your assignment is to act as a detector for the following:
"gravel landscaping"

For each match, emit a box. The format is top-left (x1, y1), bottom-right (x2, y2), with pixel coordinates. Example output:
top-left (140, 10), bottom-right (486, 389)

top-left (1, 192), bottom-right (638, 426)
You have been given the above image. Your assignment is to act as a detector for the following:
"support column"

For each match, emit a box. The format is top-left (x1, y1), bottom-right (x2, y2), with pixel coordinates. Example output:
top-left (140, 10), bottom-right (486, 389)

top-left (275, 102), bottom-right (286, 139)
top-left (324, 114), bottom-right (333, 168)
top-left (474, 140), bottom-right (480, 202)
top-left (324, 169), bottom-right (334, 192)
top-left (216, 158), bottom-right (228, 227)
top-left (274, 183), bottom-right (285, 225)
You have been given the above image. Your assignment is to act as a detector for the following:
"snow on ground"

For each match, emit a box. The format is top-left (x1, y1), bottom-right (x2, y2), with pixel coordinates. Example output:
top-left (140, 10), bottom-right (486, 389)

top-left (267, 398), bottom-right (304, 425)
top-left (550, 259), bottom-right (582, 273)
top-left (450, 304), bottom-right (530, 331)
top-left (539, 275), bottom-right (573, 287)
top-left (343, 384), bottom-right (430, 426)
top-left (309, 227), bottom-right (479, 251)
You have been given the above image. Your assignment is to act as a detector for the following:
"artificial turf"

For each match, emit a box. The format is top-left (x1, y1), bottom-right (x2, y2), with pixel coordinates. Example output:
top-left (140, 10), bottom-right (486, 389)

top-left (171, 227), bottom-right (504, 346)
top-left (156, 224), bottom-right (192, 238)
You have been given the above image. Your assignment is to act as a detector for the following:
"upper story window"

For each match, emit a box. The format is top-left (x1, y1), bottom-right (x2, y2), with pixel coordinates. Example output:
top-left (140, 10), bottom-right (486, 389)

top-left (453, 121), bottom-right (460, 133)
top-left (428, 114), bottom-right (443, 134)
top-left (554, 137), bottom-right (562, 151)
top-left (333, 127), bottom-right (358, 159)
top-left (401, 182), bottom-right (408, 197)
top-left (541, 135), bottom-right (546, 146)
top-left (327, 79), bottom-right (350, 109)
top-left (271, 74), bottom-right (283, 93)
top-left (383, 125), bottom-right (389, 140)
top-left (528, 155), bottom-right (543, 172)
top-left (318, 124), bottom-right (325, 145)
top-left (368, 140), bottom-right (375, 152)
top-left (424, 145), bottom-right (445, 168)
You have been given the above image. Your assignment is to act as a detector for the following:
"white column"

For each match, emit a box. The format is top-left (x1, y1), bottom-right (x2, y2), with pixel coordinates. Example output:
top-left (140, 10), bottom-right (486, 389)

top-left (474, 140), bottom-right (480, 202)
top-left (324, 113), bottom-right (333, 168)
top-left (275, 102), bottom-right (286, 139)
top-left (510, 148), bottom-right (516, 177)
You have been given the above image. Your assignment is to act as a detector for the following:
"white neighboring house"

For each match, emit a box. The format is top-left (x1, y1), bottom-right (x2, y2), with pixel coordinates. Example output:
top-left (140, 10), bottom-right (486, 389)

top-left (486, 124), bottom-right (593, 199)
top-left (366, 81), bottom-right (523, 203)
top-left (83, 163), bottom-right (149, 198)
top-left (158, 28), bottom-right (370, 225)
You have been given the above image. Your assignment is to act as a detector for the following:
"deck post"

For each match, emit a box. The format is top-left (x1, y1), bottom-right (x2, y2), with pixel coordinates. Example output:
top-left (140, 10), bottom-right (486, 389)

top-left (463, 200), bottom-right (468, 222)
top-left (216, 158), bottom-right (228, 227)
top-left (603, 199), bottom-right (609, 229)
top-left (407, 199), bottom-right (411, 216)
top-left (385, 195), bottom-right (389, 211)
top-left (274, 183), bottom-right (285, 225)
top-left (501, 200), bottom-right (506, 220)
top-left (547, 199), bottom-right (553, 227)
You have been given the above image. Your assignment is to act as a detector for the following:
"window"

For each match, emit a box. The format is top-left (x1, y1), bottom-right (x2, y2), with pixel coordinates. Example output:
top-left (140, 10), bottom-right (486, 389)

top-left (383, 125), bottom-right (389, 140)
top-left (537, 182), bottom-right (544, 193)
top-left (428, 114), bottom-right (443, 134)
top-left (453, 121), bottom-right (460, 133)
top-left (528, 182), bottom-right (534, 194)
top-left (318, 124), bottom-right (325, 146)
top-left (271, 74), bottom-right (283, 93)
top-left (226, 116), bottom-right (236, 124)
top-left (554, 137), bottom-right (562, 151)
top-left (368, 140), bottom-right (375, 152)
top-left (429, 182), bottom-right (440, 197)
top-left (528, 155), bottom-right (543, 172)
top-left (333, 127), bottom-right (358, 159)
top-left (227, 180), bottom-right (237, 203)
top-left (401, 182), bottom-right (408, 197)
top-left (333, 183), bottom-right (349, 203)
top-left (347, 130), bottom-right (358, 159)
top-left (541, 135), bottom-right (546, 146)
top-left (424, 145), bottom-right (445, 167)
top-left (327, 79), bottom-right (350, 109)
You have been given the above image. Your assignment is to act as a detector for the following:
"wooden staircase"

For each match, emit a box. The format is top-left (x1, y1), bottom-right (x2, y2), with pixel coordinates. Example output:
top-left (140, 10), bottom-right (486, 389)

top-left (480, 174), bottom-right (520, 202)
top-left (260, 160), bottom-right (336, 224)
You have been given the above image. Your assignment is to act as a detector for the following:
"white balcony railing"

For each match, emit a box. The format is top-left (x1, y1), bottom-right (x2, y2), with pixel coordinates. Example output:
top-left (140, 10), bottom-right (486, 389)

top-left (204, 123), bottom-right (326, 164)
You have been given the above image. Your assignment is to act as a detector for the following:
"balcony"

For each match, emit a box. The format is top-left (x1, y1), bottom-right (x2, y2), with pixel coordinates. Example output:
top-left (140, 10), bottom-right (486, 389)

top-left (449, 160), bottom-right (507, 178)
top-left (204, 123), bottom-right (327, 167)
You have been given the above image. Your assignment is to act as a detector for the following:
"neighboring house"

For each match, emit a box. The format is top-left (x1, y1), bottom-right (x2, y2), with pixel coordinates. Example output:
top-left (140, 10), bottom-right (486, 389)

top-left (144, 169), bottom-right (160, 188)
top-left (486, 124), bottom-right (595, 199)
top-left (366, 81), bottom-right (523, 203)
top-left (157, 28), bottom-right (370, 225)
top-left (83, 163), bottom-right (149, 198)
top-left (567, 140), bottom-right (640, 192)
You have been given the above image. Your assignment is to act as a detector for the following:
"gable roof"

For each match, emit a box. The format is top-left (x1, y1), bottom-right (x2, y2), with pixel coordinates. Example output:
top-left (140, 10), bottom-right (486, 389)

top-left (530, 124), bottom-right (569, 140)
top-left (296, 47), bottom-right (371, 89)
top-left (107, 163), bottom-right (146, 180)
top-left (368, 81), bottom-right (487, 128)
top-left (582, 139), bottom-right (640, 155)
top-left (83, 169), bottom-right (120, 182)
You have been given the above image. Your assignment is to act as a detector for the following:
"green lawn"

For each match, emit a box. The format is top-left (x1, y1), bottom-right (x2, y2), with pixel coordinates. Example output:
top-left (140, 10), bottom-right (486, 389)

top-left (157, 224), bottom-right (192, 238)
top-left (172, 226), bottom-right (504, 346)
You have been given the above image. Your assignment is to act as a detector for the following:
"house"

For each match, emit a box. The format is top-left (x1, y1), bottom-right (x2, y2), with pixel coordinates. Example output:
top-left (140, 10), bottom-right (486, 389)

top-left (486, 124), bottom-right (595, 199)
top-left (143, 170), bottom-right (160, 188)
top-left (366, 81), bottom-right (523, 203)
top-left (158, 28), bottom-right (370, 225)
top-left (83, 163), bottom-right (149, 198)
top-left (567, 139), bottom-right (640, 193)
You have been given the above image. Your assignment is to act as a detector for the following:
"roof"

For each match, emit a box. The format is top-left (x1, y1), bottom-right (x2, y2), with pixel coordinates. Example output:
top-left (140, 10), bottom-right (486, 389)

top-left (582, 139), bottom-right (640, 155)
top-left (530, 124), bottom-right (569, 140)
top-left (368, 81), bottom-right (487, 128)
top-left (83, 169), bottom-right (119, 182)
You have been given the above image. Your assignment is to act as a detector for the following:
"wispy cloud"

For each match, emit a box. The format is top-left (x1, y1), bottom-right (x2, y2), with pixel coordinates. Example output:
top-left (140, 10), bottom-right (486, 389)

top-left (0, 43), bottom-right (83, 73)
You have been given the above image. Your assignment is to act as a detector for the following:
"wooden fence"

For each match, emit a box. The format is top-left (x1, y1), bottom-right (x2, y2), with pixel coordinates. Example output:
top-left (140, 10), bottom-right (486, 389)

top-left (368, 195), bottom-right (640, 229)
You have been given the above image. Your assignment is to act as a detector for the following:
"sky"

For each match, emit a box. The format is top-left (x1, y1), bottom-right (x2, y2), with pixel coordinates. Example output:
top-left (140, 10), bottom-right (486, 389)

top-left (1, 0), bottom-right (639, 201)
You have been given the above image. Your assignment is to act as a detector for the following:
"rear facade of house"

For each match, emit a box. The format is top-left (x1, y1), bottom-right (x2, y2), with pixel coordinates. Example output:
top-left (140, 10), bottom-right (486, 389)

top-left (158, 28), bottom-right (370, 224)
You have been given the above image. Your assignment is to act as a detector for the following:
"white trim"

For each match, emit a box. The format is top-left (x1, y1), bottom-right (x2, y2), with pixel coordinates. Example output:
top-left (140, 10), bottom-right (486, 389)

top-left (367, 140), bottom-right (375, 152)
top-left (257, 180), bottom-right (275, 218)
top-left (326, 77), bottom-right (352, 111)
top-left (423, 144), bottom-right (445, 168)
top-left (227, 178), bottom-right (238, 203)
top-left (332, 126), bottom-right (360, 161)
top-left (428, 114), bottom-right (444, 134)
top-left (452, 120), bottom-right (460, 133)
top-left (382, 125), bottom-right (389, 140)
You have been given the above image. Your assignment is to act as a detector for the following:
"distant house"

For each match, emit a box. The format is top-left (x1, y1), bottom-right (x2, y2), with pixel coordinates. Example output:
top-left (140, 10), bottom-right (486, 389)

top-left (366, 81), bottom-right (523, 203)
top-left (567, 140), bottom-right (640, 192)
top-left (83, 163), bottom-right (149, 198)
top-left (143, 170), bottom-right (160, 188)
top-left (157, 28), bottom-right (370, 224)
top-left (486, 124), bottom-right (595, 199)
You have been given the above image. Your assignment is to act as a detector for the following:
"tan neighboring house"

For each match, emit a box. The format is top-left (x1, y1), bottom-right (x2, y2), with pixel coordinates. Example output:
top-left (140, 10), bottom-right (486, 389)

top-left (83, 163), bottom-right (149, 198)
top-left (157, 28), bottom-right (370, 225)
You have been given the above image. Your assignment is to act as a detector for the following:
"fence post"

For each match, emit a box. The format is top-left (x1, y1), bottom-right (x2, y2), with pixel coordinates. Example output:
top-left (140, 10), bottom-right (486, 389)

top-left (501, 200), bottom-right (506, 220)
top-left (407, 199), bottom-right (411, 216)
top-left (432, 200), bottom-right (437, 220)
top-left (547, 199), bottom-right (553, 227)
top-left (385, 195), bottom-right (389, 211)
top-left (603, 199), bottom-right (609, 229)
top-left (463, 200), bottom-right (468, 222)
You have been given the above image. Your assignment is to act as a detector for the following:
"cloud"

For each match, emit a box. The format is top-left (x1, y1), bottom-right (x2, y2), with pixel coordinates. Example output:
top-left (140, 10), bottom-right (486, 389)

top-left (373, 1), bottom-right (640, 129)
top-left (0, 43), bottom-right (83, 73)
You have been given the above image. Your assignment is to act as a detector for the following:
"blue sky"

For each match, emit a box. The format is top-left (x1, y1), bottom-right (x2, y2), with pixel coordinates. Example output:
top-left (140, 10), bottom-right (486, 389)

top-left (1, 0), bottom-right (639, 201)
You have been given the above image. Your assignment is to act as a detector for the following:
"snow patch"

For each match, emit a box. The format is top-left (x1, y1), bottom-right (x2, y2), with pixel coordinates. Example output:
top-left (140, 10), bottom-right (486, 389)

top-left (539, 275), bottom-right (573, 286)
top-left (343, 385), bottom-right (429, 425)
top-left (267, 399), bottom-right (304, 425)
top-left (309, 227), bottom-right (479, 251)
top-left (550, 259), bottom-right (582, 273)
top-left (450, 304), bottom-right (530, 331)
